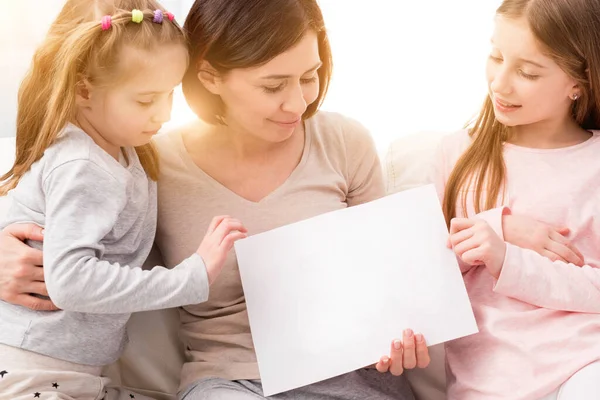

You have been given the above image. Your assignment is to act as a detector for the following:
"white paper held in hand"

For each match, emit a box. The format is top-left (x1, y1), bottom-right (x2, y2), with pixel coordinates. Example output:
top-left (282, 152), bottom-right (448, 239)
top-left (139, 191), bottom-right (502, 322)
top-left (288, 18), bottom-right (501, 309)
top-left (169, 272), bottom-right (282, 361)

top-left (234, 184), bottom-right (477, 396)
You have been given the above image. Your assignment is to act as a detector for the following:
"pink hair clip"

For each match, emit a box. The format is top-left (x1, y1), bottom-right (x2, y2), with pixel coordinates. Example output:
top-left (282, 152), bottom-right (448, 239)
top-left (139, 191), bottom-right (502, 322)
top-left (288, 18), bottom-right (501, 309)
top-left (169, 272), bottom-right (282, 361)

top-left (101, 15), bottom-right (112, 31)
top-left (153, 9), bottom-right (163, 23)
top-left (165, 12), bottom-right (175, 22)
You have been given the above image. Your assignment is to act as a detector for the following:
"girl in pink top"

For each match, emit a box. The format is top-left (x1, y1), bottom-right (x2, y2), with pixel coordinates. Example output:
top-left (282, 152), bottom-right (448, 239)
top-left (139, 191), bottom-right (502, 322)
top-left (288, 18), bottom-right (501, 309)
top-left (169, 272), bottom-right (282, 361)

top-left (436, 0), bottom-right (600, 399)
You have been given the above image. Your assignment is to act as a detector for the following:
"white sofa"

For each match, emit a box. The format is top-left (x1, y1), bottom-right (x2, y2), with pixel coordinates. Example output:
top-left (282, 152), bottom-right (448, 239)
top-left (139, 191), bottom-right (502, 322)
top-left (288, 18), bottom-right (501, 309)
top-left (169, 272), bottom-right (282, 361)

top-left (0, 132), bottom-right (447, 400)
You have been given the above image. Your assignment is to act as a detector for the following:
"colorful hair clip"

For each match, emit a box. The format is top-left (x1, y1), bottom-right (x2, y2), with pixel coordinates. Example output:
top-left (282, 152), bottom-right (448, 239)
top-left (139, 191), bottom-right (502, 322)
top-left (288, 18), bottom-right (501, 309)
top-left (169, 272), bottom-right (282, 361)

top-left (131, 9), bottom-right (144, 23)
top-left (101, 15), bottom-right (112, 31)
top-left (165, 12), bottom-right (175, 22)
top-left (153, 9), bottom-right (164, 23)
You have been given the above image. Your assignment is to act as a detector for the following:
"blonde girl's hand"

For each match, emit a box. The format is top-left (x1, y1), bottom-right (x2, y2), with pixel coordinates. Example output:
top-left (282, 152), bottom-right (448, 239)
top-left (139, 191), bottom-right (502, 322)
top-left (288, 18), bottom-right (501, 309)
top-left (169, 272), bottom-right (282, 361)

top-left (197, 216), bottom-right (248, 284)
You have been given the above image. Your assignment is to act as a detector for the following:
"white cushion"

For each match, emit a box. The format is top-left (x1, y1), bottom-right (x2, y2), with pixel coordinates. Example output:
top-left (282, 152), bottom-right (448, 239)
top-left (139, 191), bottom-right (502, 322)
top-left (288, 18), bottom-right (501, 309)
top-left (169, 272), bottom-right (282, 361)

top-left (383, 131), bottom-right (447, 193)
top-left (103, 252), bottom-right (183, 400)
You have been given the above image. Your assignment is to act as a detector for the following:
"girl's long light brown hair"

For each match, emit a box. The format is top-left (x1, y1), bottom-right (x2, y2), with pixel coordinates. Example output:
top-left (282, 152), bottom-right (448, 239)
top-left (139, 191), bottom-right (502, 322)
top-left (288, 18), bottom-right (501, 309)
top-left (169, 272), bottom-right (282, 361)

top-left (443, 0), bottom-right (600, 226)
top-left (0, 0), bottom-right (187, 195)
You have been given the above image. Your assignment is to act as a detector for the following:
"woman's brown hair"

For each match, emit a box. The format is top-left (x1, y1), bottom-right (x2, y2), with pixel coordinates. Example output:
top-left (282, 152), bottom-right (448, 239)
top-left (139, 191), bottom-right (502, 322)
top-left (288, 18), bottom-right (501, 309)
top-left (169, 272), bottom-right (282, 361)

top-left (182, 0), bottom-right (333, 125)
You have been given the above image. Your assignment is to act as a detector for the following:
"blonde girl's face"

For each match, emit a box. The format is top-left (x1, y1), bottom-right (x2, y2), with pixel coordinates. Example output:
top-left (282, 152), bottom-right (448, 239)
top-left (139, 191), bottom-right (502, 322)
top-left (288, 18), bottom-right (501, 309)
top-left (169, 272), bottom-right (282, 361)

top-left (78, 43), bottom-right (188, 151)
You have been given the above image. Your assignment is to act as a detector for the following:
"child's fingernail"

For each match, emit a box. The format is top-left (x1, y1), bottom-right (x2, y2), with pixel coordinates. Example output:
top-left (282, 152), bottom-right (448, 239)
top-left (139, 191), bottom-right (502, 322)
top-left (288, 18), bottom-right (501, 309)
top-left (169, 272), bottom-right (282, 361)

top-left (393, 340), bottom-right (402, 350)
top-left (382, 357), bottom-right (389, 364)
top-left (415, 334), bottom-right (424, 343)
top-left (404, 329), bottom-right (414, 338)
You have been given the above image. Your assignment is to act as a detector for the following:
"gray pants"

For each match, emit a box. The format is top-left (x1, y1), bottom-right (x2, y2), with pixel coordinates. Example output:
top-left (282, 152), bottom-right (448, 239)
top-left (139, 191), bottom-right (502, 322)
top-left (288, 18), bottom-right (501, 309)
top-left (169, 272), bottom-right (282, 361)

top-left (179, 369), bottom-right (415, 400)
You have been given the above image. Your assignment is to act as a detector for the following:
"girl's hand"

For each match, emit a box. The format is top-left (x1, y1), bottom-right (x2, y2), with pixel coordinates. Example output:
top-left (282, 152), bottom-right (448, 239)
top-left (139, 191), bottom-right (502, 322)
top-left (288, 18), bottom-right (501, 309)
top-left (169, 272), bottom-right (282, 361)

top-left (502, 214), bottom-right (584, 266)
top-left (449, 218), bottom-right (506, 278)
top-left (197, 216), bottom-right (248, 284)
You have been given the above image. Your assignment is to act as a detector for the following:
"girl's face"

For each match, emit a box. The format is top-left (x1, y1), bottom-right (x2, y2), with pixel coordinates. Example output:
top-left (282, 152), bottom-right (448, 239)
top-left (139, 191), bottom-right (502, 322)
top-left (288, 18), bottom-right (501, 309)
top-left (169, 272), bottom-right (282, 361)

top-left (486, 16), bottom-right (579, 129)
top-left (78, 44), bottom-right (189, 154)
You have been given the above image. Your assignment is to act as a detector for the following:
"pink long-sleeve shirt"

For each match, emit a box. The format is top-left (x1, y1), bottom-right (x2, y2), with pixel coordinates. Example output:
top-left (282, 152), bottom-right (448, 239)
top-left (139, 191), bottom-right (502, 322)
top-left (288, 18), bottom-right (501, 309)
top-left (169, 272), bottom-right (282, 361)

top-left (434, 129), bottom-right (600, 400)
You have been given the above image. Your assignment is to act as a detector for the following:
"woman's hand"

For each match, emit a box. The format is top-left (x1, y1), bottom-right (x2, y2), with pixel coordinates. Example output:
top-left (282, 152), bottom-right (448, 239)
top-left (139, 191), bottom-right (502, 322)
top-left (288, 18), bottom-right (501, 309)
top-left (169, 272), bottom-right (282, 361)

top-left (0, 223), bottom-right (57, 311)
top-left (502, 214), bottom-right (584, 266)
top-left (374, 329), bottom-right (430, 376)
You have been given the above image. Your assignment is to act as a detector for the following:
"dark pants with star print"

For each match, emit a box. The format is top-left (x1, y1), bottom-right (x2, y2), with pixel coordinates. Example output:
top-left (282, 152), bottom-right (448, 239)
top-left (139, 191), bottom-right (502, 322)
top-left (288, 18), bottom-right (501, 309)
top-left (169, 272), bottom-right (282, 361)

top-left (0, 344), bottom-right (155, 400)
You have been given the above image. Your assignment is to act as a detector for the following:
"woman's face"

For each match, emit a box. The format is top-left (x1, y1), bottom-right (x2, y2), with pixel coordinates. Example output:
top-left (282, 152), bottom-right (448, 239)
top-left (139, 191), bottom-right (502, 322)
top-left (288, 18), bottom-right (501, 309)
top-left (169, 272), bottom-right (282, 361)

top-left (209, 31), bottom-right (322, 143)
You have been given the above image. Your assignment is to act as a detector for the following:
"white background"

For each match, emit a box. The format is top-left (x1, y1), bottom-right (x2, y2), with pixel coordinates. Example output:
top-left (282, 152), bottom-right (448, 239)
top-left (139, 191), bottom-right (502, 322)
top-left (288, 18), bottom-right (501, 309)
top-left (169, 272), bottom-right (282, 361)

top-left (0, 0), bottom-right (501, 152)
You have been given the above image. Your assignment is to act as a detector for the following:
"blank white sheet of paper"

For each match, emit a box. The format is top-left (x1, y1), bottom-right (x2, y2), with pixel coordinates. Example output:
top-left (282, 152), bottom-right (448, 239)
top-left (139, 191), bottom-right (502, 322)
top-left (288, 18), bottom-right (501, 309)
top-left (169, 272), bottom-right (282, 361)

top-left (234, 184), bottom-right (478, 396)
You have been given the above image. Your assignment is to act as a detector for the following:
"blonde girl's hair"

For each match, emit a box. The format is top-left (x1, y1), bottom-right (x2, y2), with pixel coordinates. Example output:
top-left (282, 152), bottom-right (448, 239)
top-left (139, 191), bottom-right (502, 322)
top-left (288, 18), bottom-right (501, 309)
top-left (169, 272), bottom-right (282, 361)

top-left (0, 0), bottom-right (187, 195)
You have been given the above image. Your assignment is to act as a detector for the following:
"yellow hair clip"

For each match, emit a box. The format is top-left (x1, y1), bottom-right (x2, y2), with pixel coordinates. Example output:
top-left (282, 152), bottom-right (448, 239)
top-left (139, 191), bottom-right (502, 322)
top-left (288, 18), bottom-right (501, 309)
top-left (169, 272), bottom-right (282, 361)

top-left (131, 9), bottom-right (144, 23)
